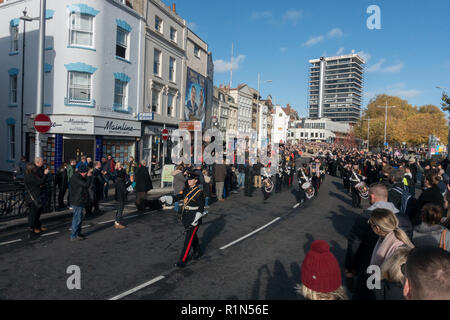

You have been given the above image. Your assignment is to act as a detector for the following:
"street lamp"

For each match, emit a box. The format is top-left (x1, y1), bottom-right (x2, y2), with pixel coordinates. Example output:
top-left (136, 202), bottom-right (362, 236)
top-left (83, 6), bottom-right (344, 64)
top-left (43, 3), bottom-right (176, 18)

top-left (21, 0), bottom-right (47, 159)
top-left (376, 101), bottom-right (397, 148)
top-left (19, 8), bottom-right (40, 159)
top-left (436, 86), bottom-right (450, 155)
top-left (363, 117), bottom-right (373, 151)
top-left (257, 73), bottom-right (272, 148)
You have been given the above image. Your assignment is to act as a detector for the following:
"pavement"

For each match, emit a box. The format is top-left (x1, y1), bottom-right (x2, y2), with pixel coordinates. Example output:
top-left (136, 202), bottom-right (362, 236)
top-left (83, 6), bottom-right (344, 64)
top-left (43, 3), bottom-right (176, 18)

top-left (0, 186), bottom-right (173, 233)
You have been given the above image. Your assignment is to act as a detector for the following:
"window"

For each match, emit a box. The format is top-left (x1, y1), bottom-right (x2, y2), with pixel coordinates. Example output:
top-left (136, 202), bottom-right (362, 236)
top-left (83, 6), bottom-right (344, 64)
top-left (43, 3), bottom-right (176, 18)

top-left (194, 45), bottom-right (200, 58)
top-left (151, 88), bottom-right (160, 113)
top-left (69, 13), bottom-right (94, 47)
top-left (68, 71), bottom-right (92, 103)
top-left (167, 93), bottom-right (174, 116)
top-left (153, 49), bottom-right (161, 75)
top-left (116, 27), bottom-right (128, 59)
top-left (114, 79), bottom-right (127, 108)
top-left (9, 75), bottom-right (17, 105)
top-left (10, 26), bottom-right (19, 53)
top-left (169, 57), bottom-right (176, 82)
top-left (155, 16), bottom-right (162, 33)
top-left (7, 124), bottom-right (15, 161)
top-left (170, 27), bottom-right (177, 42)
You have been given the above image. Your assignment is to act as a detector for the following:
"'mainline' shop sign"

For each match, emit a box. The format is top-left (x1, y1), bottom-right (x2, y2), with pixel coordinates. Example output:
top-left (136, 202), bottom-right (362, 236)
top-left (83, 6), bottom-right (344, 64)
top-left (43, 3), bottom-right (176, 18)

top-left (46, 116), bottom-right (141, 137)
top-left (94, 118), bottom-right (141, 137)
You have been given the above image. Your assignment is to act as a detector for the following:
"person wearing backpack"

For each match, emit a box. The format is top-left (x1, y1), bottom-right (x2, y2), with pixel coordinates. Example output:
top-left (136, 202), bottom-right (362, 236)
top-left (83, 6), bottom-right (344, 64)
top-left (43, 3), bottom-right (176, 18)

top-left (388, 169), bottom-right (407, 211)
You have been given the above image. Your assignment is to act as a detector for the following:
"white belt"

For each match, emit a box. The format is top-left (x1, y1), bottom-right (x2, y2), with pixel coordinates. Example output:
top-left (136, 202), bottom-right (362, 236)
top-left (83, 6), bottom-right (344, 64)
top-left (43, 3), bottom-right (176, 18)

top-left (184, 206), bottom-right (199, 211)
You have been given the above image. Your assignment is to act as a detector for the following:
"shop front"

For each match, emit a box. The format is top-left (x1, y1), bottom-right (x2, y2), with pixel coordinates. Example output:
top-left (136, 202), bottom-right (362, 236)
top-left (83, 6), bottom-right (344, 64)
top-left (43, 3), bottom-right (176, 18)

top-left (26, 115), bottom-right (141, 172)
top-left (142, 124), bottom-right (177, 175)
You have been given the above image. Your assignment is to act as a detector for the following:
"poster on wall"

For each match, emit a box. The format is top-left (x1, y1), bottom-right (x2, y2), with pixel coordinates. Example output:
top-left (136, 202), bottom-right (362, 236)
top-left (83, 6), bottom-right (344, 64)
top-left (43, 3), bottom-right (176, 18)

top-left (185, 67), bottom-right (206, 128)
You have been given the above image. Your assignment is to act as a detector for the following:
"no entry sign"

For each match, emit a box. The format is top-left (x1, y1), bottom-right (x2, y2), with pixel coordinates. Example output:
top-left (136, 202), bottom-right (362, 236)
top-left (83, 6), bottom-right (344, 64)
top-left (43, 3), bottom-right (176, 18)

top-left (162, 128), bottom-right (169, 141)
top-left (34, 114), bottom-right (51, 133)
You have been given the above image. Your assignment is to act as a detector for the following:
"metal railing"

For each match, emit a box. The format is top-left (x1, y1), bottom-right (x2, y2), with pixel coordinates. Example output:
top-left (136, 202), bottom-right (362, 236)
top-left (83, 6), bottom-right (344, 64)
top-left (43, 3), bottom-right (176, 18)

top-left (0, 175), bottom-right (57, 221)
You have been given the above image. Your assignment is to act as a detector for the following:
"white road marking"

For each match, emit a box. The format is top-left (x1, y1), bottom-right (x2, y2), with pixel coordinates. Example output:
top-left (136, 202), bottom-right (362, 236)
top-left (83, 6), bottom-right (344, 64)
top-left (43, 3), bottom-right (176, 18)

top-left (219, 217), bottom-right (281, 250)
top-left (109, 275), bottom-right (166, 300)
top-left (41, 231), bottom-right (60, 237)
top-left (97, 220), bottom-right (116, 225)
top-left (0, 239), bottom-right (22, 246)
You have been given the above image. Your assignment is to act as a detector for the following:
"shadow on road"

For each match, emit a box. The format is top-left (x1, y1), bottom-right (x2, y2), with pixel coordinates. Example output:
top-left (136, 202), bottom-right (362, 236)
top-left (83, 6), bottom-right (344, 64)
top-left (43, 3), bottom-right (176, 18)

top-left (250, 260), bottom-right (301, 300)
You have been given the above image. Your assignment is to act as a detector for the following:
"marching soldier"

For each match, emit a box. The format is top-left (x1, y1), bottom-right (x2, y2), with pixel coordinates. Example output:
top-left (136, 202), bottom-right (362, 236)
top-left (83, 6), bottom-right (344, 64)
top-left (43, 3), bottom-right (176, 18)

top-left (160, 172), bottom-right (206, 268)
top-left (349, 163), bottom-right (365, 209)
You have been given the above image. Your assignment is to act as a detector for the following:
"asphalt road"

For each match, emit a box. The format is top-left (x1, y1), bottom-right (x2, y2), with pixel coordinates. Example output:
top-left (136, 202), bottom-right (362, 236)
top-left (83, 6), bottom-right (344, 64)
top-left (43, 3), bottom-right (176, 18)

top-left (0, 174), bottom-right (366, 300)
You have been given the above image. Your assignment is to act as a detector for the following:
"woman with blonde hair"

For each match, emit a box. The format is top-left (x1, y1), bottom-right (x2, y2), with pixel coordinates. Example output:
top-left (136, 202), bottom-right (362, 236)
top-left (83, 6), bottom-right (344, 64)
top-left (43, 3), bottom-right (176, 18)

top-left (374, 247), bottom-right (412, 300)
top-left (369, 208), bottom-right (415, 267)
top-left (295, 240), bottom-right (347, 300)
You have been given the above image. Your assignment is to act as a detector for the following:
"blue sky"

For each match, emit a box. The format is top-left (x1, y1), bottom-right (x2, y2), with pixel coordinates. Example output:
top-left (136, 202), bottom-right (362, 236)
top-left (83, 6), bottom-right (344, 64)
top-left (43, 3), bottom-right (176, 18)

top-left (174, 0), bottom-right (450, 117)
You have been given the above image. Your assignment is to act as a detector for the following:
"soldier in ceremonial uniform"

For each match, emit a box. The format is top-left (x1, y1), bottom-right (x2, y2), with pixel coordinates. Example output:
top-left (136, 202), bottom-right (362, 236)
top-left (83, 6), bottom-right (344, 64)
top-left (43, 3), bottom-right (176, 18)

top-left (349, 163), bottom-right (365, 209)
top-left (160, 172), bottom-right (206, 268)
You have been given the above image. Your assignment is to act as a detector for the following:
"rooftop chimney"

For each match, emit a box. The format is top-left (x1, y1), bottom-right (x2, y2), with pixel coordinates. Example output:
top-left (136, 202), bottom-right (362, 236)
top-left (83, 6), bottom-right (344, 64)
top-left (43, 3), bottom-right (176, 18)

top-left (172, 3), bottom-right (176, 13)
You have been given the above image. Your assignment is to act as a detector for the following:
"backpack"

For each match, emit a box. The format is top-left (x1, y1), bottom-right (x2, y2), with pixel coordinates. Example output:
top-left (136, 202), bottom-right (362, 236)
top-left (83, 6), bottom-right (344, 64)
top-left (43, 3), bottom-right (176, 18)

top-left (392, 186), bottom-right (416, 219)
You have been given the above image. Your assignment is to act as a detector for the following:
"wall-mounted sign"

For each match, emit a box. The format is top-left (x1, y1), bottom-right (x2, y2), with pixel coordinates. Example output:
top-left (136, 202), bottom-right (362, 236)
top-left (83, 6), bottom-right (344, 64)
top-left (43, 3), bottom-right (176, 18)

top-left (138, 112), bottom-right (154, 121)
top-left (94, 118), bottom-right (141, 137)
top-left (48, 115), bottom-right (94, 134)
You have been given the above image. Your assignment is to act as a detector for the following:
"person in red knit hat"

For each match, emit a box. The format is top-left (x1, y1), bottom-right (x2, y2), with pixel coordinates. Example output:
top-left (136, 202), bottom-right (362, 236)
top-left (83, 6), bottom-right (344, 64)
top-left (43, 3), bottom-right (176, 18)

top-left (295, 240), bottom-right (348, 300)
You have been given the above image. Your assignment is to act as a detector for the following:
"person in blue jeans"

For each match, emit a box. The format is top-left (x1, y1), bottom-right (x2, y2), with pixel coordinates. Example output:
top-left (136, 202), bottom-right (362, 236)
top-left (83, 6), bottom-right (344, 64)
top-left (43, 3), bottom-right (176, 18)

top-left (69, 166), bottom-right (90, 241)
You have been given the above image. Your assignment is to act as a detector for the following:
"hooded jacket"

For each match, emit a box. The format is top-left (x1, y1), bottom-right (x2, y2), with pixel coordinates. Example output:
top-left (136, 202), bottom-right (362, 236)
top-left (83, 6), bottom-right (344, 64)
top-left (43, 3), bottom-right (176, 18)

top-left (413, 223), bottom-right (450, 252)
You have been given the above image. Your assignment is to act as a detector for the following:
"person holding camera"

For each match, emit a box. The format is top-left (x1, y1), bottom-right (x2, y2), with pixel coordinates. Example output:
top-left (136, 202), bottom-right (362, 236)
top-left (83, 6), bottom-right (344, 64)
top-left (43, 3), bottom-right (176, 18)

top-left (24, 161), bottom-right (49, 239)
top-left (69, 166), bottom-right (90, 241)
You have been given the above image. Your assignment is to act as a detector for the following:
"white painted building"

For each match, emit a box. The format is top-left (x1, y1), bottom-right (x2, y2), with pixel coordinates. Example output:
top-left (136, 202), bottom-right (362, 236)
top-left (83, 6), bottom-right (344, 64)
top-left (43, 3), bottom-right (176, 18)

top-left (289, 117), bottom-right (350, 143)
top-left (272, 105), bottom-right (290, 145)
top-left (0, 0), bottom-right (145, 172)
top-left (140, 0), bottom-right (186, 168)
top-left (229, 84), bottom-right (252, 134)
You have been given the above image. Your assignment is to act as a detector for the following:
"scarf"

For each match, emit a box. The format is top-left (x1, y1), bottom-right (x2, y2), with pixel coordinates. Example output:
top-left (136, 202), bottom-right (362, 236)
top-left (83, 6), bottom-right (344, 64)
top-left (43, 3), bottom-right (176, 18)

top-left (370, 231), bottom-right (405, 267)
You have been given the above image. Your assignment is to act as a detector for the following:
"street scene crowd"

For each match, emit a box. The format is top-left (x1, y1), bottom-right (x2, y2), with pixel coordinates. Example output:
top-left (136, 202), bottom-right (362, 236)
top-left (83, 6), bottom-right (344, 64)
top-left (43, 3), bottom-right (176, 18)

top-left (15, 140), bottom-right (450, 300)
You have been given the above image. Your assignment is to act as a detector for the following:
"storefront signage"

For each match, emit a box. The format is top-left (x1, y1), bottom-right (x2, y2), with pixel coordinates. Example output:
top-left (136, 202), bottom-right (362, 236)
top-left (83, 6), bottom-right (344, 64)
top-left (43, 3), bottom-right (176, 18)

top-left (94, 118), bottom-right (141, 137)
top-left (48, 115), bottom-right (94, 134)
top-left (161, 165), bottom-right (175, 183)
top-left (138, 113), bottom-right (154, 121)
top-left (179, 121), bottom-right (201, 131)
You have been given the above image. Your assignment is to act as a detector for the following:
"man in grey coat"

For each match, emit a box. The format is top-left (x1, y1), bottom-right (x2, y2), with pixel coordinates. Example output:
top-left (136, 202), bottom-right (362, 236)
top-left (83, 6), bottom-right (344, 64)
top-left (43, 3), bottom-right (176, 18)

top-left (213, 161), bottom-right (227, 201)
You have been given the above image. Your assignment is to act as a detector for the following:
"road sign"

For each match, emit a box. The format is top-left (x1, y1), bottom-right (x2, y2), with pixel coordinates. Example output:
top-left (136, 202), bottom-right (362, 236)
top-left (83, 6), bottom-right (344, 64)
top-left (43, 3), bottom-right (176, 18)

top-left (162, 128), bottom-right (169, 141)
top-left (34, 114), bottom-right (51, 133)
top-left (138, 112), bottom-right (154, 121)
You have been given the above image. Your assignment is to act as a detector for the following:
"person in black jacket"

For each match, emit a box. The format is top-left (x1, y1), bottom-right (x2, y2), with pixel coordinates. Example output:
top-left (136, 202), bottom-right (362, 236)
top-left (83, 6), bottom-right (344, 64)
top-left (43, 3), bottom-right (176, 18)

top-left (24, 162), bottom-right (49, 238)
top-left (69, 166), bottom-right (90, 241)
top-left (85, 168), bottom-right (98, 218)
top-left (113, 162), bottom-right (129, 229)
top-left (345, 183), bottom-right (386, 300)
top-left (412, 172), bottom-right (444, 226)
top-left (135, 160), bottom-right (153, 211)
top-left (55, 162), bottom-right (68, 210)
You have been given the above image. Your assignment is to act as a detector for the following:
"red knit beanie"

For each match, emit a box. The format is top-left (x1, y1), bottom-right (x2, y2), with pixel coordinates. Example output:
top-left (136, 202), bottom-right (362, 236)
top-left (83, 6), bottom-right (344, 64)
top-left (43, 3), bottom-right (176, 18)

top-left (301, 240), bottom-right (342, 293)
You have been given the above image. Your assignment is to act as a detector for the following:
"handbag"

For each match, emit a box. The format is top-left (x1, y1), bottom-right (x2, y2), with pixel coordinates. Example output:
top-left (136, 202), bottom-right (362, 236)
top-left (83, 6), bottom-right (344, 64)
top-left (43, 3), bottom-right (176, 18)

top-left (24, 184), bottom-right (42, 209)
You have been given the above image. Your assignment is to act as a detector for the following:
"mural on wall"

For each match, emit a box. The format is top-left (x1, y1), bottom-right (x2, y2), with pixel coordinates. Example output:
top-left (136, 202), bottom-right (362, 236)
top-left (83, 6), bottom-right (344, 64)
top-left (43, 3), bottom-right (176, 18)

top-left (184, 67), bottom-right (206, 127)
